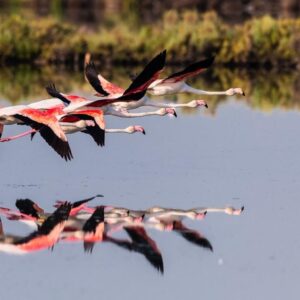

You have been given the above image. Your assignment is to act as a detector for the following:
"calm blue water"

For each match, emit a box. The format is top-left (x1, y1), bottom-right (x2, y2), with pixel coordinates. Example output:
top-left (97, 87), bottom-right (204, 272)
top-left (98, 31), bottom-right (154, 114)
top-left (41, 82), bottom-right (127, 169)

top-left (0, 96), bottom-right (299, 299)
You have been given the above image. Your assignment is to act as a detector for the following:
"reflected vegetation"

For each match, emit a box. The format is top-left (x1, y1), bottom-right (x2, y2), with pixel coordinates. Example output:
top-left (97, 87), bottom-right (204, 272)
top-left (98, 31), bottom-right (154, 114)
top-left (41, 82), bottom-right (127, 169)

top-left (0, 65), bottom-right (299, 114)
top-left (0, 195), bottom-right (244, 273)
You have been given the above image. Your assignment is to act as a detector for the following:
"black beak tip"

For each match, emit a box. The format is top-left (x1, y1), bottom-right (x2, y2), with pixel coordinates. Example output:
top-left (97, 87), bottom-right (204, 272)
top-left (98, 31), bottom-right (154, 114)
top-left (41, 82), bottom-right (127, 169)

top-left (241, 206), bottom-right (245, 212)
top-left (205, 104), bottom-right (208, 108)
top-left (142, 130), bottom-right (146, 135)
top-left (174, 111), bottom-right (177, 118)
top-left (242, 91), bottom-right (245, 96)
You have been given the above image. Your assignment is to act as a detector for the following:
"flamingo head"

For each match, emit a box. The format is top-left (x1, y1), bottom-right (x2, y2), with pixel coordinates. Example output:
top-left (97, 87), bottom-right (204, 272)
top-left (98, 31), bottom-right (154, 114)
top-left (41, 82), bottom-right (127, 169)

top-left (226, 88), bottom-right (245, 96)
top-left (196, 100), bottom-right (208, 108)
top-left (224, 206), bottom-right (245, 215)
top-left (186, 211), bottom-right (205, 220)
top-left (159, 108), bottom-right (177, 117)
top-left (188, 100), bottom-right (208, 108)
top-left (126, 125), bottom-right (146, 135)
top-left (196, 211), bottom-right (207, 220)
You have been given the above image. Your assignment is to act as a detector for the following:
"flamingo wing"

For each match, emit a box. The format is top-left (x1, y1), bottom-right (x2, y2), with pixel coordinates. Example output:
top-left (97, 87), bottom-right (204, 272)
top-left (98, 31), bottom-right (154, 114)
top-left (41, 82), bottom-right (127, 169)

top-left (81, 206), bottom-right (105, 253)
top-left (82, 206), bottom-right (105, 234)
top-left (72, 195), bottom-right (103, 209)
top-left (45, 83), bottom-right (71, 105)
top-left (160, 56), bottom-right (215, 83)
top-left (15, 199), bottom-right (44, 219)
top-left (172, 221), bottom-right (213, 251)
top-left (85, 62), bottom-right (115, 96)
top-left (66, 112), bottom-right (105, 146)
top-left (85, 50), bottom-right (166, 97)
top-left (124, 226), bottom-right (164, 273)
top-left (14, 114), bottom-right (73, 161)
top-left (39, 125), bottom-right (73, 161)
top-left (13, 203), bottom-right (71, 247)
top-left (122, 50), bottom-right (166, 95)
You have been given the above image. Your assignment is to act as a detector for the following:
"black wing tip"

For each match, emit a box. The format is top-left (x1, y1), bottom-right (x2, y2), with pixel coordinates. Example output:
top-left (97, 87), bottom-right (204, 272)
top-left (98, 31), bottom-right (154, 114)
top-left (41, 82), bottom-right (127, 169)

top-left (199, 56), bottom-right (216, 68)
top-left (45, 83), bottom-right (70, 105)
top-left (123, 49), bottom-right (167, 96)
top-left (54, 202), bottom-right (72, 218)
top-left (152, 49), bottom-right (167, 71)
top-left (83, 241), bottom-right (95, 254)
top-left (82, 206), bottom-right (105, 233)
top-left (85, 61), bottom-right (109, 97)
top-left (38, 202), bottom-right (71, 234)
top-left (187, 55), bottom-right (215, 71)
top-left (158, 49), bottom-right (167, 63)
top-left (62, 141), bottom-right (73, 161)
top-left (71, 194), bottom-right (103, 208)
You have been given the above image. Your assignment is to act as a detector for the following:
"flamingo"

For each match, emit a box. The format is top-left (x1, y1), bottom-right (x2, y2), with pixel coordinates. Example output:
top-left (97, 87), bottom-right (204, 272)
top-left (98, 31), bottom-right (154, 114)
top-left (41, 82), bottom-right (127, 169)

top-left (0, 121), bottom-right (146, 143)
top-left (107, 206), bottom-right (207, 222)
top-left (0, 202), bottom-right (71, 254)
top-left (48, 67), bottom-right (178, 118)
top-left (86, 56), bottom-right (244, 97)
top-left (0, 92), bottom-right (78, 160)
top-left (192, 206), bottom-right (245, 215)
top-left (0, 50), bottom-right (166, 151)
top-left (85, 60), bottom-right (208, 111)
top-left (143, 205), bottom-right (244, 217)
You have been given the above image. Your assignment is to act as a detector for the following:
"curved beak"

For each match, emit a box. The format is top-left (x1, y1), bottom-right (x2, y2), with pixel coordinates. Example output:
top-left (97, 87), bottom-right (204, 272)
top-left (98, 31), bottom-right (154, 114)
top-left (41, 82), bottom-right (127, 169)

top-left (173, 111), bottom-right (177, 118)
top-left (204, 103), bottom-right (208, 108)
top-left (242, 91), bottom-right (245, 96)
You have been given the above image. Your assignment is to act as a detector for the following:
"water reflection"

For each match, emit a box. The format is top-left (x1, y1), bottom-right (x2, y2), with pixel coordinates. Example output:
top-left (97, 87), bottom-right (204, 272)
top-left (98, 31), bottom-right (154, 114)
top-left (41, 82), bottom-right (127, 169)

top-left (0, 196), bottom-right (244, 273)
top-left (0, 65), bottom-right (298, 114)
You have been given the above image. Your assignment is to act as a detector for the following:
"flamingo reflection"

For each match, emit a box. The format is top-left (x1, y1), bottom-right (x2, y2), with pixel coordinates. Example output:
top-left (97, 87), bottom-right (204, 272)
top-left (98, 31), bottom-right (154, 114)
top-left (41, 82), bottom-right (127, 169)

top-left (0, 195), bottom-right (244, 273)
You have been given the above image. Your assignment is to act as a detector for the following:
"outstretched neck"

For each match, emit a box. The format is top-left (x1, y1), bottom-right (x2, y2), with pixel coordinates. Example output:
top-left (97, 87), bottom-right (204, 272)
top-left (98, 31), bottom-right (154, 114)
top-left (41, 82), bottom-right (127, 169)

top-left (105, 128), bottom-right (128, 133)
top-left (183, 85), bottom-right (227, 95)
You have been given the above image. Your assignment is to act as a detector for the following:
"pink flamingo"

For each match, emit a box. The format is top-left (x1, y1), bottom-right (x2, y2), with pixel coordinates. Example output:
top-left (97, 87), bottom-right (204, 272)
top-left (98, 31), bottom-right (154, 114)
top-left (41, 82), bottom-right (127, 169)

top-left (86, 56), bottom-right (244, 97)
top-left (85, 59), bottom-right (208, 111)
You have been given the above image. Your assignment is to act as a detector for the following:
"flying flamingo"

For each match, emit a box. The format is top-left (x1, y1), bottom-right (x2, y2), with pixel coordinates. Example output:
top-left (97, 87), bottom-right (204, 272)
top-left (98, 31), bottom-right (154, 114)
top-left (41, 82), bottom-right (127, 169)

top-left (47, 50), bottom-right (177, 118)
top-left (0, 50), bottom-right (166, 149)
top-left (86, 56), bottom-right (244, 97)
top-left (85, 60), bottom-right (208, 111)
top-left (0, 202), bottom-right (71, 254)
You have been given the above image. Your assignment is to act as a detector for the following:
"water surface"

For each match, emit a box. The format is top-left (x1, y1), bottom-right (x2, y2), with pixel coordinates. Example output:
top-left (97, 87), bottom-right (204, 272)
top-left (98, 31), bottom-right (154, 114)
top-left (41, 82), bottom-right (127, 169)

top-left (0, 66), bottom-right (299, 299)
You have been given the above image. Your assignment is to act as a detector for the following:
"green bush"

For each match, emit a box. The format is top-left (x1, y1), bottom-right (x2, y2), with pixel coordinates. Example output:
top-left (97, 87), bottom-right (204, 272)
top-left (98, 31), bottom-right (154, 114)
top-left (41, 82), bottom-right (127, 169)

top-left (0, 11), bottom-right (299, 67)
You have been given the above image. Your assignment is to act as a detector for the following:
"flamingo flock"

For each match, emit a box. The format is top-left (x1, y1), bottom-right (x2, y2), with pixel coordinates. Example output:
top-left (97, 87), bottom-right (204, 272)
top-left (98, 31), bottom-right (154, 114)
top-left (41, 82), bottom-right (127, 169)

top-left (0, 195), bottom-right (244, 272)
top-left (0, 50), bottom-right (244, 160)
